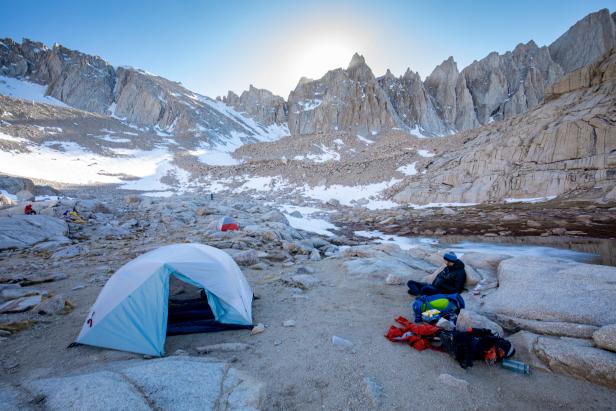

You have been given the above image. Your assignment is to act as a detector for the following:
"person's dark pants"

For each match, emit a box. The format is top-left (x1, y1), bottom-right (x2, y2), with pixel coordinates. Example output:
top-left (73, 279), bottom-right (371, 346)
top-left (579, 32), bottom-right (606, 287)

top-left (407, 280), bottom-right (443, 296)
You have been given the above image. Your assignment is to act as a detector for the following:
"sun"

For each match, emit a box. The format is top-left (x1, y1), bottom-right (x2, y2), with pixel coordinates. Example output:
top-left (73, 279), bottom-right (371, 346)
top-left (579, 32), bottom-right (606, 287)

top-left (287, 31), bottom-right (362, 81)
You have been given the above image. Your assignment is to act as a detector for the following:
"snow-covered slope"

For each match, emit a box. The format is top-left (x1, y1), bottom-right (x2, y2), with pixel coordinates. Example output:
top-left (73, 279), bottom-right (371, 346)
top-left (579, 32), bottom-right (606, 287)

top-left (0, 76), bottom-right (69, 107)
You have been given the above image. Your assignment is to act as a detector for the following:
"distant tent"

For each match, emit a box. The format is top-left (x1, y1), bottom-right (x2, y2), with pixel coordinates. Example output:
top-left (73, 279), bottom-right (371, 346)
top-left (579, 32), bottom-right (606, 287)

top-left (219, 216), bottom-right (239, 231)
top-left (76, 243), bottom-right (253, 356)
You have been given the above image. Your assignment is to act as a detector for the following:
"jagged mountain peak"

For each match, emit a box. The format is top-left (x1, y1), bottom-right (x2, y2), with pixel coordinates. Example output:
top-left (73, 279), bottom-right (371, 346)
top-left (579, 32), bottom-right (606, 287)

top-left (402, 68), bottom-right (420, 80)
top-left (429, 57), bottom-right (459, 77)
top-left (347, 52), bottom-right (366, 69)
top-left (549, 8), bottom-right (616, 73)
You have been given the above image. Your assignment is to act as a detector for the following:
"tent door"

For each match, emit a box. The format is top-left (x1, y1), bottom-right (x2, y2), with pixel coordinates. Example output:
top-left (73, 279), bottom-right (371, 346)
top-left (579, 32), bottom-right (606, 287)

top-left (166, 274), bottom-right (251, 336)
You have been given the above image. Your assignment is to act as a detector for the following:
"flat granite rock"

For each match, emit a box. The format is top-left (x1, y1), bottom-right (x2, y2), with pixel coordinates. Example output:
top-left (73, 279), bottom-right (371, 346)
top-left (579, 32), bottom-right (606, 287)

top-left (483, 257), bottom-right (616, 326)
top-left (509, 331), bottom-right (616, 388)
top-left (30, 370), bottom-right (151, 411)
top-left (0, 383), bottom-right (31, 411)
top-left (26, 357), bottom-right (264, 411)
top-left (0, 215), bottom-right (68, 250)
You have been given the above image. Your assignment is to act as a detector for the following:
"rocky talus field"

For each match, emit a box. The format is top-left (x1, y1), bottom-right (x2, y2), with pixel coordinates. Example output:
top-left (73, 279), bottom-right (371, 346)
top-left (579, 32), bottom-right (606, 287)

top-left (0, 179), bottom-right (615, 410)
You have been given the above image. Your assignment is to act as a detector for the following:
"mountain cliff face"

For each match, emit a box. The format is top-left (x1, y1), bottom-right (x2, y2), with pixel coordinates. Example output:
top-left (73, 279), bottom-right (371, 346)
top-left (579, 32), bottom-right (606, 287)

top-left (280, 8), bottom-right (615, 137)
top-left (391, 49), bottom-right (616, 204)
top-left (549, 8), bottom-right (616, 73)
top-left (377, 68), bottom-right (447, 136)
top-left (0, 38), bottom-right (116, 114)
top-left (222, 85), bottom-right (288, 126)
top-left (0, 39), bottom-right (285, 146)
top-left (461, 40), bottom-right (564, 125)
top-left (287, 53), bottom-right (401, 136)
top-left (1, 9), bottom-right (614, 144)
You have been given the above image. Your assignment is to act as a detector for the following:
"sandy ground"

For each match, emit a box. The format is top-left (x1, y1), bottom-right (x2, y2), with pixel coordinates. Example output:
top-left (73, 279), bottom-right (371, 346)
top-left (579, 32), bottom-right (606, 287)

top-left (2, 241), bottom-right (616, 410)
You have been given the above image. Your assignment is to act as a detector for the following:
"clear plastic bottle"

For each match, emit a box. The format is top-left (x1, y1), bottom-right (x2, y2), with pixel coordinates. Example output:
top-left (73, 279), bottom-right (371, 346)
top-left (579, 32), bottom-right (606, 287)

top-left (501, 359), bottom-right (530, 374)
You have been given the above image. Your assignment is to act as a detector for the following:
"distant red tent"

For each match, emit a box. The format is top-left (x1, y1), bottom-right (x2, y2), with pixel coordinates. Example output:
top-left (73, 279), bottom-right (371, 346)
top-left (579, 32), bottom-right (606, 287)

top-left (219, 216), bottom-right (239, 231)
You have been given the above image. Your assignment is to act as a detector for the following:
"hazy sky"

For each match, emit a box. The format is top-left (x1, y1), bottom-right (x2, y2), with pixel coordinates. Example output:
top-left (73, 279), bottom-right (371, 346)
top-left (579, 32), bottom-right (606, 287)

top-left (2, 0), bottom-right (614, 98)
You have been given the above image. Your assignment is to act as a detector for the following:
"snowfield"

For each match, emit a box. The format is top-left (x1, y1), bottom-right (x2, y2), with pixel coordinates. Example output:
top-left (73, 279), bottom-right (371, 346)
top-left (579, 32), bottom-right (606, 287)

top-left (0, 76), bottom-right (69, 107)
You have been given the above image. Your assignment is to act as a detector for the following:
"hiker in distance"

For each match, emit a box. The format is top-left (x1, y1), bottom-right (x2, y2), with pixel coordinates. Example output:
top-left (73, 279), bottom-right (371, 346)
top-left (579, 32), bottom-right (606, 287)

top-left (407, 251), bottom-right (467, 296)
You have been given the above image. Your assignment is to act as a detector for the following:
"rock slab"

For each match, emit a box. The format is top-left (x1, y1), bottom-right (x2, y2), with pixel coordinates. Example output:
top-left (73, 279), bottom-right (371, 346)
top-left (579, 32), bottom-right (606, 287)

top-left (483, 257), bottom-right (616, 326)
top-left (0, 215), bottom-right (68, 250)
top-left (26, 357), bottom-right (264, 410)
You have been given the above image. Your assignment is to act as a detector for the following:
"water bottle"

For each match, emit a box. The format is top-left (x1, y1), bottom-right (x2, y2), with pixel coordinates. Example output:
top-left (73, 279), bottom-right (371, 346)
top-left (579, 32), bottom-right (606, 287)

top-left (501, 359), bottom-right (530, 374)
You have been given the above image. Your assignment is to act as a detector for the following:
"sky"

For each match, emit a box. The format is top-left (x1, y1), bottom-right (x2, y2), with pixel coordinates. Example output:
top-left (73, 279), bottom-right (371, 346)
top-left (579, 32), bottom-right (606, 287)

top-left (1, 0), bottom-right (615, 98)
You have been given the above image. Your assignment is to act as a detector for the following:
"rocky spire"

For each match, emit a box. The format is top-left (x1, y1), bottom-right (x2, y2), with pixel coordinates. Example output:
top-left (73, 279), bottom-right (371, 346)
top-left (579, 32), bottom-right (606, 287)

top-left (347, 52), bottom-right (366, 69)
top-left (287, 51), bottom-right (400, 136)
top-left (549, 8), bottom-right (616, 73)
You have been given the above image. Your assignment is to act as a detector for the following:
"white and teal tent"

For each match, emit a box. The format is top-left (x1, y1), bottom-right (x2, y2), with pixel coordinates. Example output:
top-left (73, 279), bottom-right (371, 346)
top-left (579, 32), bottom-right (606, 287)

top-left (76, 243), bottom-right (253, 356)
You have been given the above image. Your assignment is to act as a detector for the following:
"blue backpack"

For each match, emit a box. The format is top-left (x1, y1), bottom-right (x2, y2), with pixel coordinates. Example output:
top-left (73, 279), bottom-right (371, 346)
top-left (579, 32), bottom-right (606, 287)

top-left (412, 293), bottom-right (465, 323)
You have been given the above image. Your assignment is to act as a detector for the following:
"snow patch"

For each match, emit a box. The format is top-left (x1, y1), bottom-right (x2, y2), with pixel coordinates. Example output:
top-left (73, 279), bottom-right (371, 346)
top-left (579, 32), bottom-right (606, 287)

top-left (504, 196), bottom-right (557, 204)
top-left (397, 162), bottom-right (417, 176)
top-left (298, 99), bottom-right (322, 111)
top-left (356, 134), bottom-right (374, 144)
top-left (417, 149), bottom-right (435, 158)
top-left (0, 76), bottom-right (69, 107)
top-left (284, 213), bottom-right (338, 237)
top-left (409, 202), bottom-right (478, 209)
top-left (355, 230), bottom-right (437, 250)
top-left (298, 179), bottom-right (401, 210)
top-left (294, 144), bottom-right (340, 163)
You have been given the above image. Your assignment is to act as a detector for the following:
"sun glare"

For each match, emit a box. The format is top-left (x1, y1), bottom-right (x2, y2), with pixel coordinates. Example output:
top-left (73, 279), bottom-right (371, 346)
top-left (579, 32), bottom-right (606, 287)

top-left (294, 39), bottom-right (358, 79)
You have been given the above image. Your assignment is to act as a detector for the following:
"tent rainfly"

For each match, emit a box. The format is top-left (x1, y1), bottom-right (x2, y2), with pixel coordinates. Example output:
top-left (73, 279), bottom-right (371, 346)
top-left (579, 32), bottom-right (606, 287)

top-left (76, 243), bottom-right (253, 356)
top-left (218, 216), bottom-right (239, 231)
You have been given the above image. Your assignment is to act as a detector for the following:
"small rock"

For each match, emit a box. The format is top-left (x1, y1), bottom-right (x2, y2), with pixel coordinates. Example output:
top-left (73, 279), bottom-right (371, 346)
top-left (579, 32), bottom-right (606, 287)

top-left (173, 349), bottom-right (189, 356)
top-left (456, 309), bottom-right (503, 336)
top-left (52, 244), bottom-right (89, 259)
top-left (309, 249), bottom-right (321, 261)
top-left (282, 320), bottom-right (296, 327)
top-left (233, 249), bottom-right (259, 266)
top-left (16, 190), bottom-right (35, 201)
top-left (363, 376), bottom-right (383, 406)
top-left (124, 195), bottom-right (141, 204)
top-left (385, 274), bottom-right (403, 285)
top-left (332, 335), bottom-right (353, 350)
top-left (72, 284), bottom-right (86, 291)
top-left (262, 210), bottom-right (289, 224)
top-left (0, 285), bottom-right (46, 302)
top-left (289, 210), bottom-right (303, 218)
top-left (0, 295), bottom-right (43, 314)
top-left (438, 373), bottom-right (469, 390)
top-left (195, 343), bottom-right (252, 353)
top-left (250, 262), bottom-right (269, 271)
top-left (273, 339), bottom-right (282, 346)
top-left (251, 323), bottom-right (266, 335)
top-left (35, 295), bottom-right (74, 315)
top-left (593, 324), bottom-right (616, 353)
top-left (287, 274), bottom-right (319, 290)
top-left (296, 266), bottom-right (315, 275)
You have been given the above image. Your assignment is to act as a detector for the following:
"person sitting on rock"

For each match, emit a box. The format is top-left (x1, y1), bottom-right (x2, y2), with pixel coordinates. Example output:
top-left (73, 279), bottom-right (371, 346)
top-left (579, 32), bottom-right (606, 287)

top-left (24, 204), bottom-right (37, 215)
top-left (407, 251), bottom-right (466, 296)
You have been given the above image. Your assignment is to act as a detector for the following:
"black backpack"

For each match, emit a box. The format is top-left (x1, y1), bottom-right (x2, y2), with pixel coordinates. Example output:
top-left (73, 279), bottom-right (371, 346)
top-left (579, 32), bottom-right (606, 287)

top-left (437, 328), bottom-right (514, 369)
